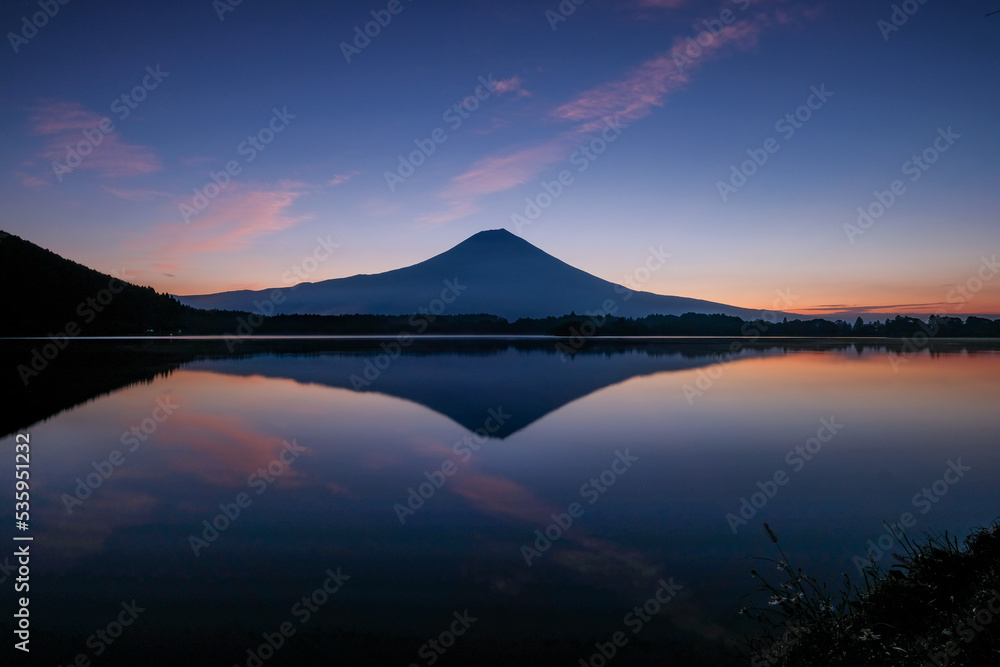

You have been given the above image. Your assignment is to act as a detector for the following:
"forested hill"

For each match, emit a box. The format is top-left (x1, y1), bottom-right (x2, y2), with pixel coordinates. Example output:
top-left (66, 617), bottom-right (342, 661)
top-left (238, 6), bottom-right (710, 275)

top-left (0, 230), bottom-right (241, 336)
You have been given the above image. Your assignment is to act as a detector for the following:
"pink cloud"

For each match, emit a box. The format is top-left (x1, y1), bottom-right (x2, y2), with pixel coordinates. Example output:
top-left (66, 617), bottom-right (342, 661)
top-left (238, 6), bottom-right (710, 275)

top-left (170, 182), bottom-right (311, 255)
top-left (417, 139), bottom-right (572, 225)
top-left (154, 262), bottom-right (182, 272)
top-left (328, 171), bottom-right (361, 186)
top-left (444, 139), bottom-right (570, 198)
top-left (416, 200), bottom-right (482, 228)
top-left (494, 75), bottom-right (531, 97)
top-left (29, 100), bottom-right (105, 134)
top-left (448, 76), bottom-right (532, 134)
top-left (450, 472), bottom-right (560, 525)
top-left (128, 182), bottom-right (311, 278)
top-left (27, 101), bottom-right (161, 181)
top-left (445, 468), bottom-right (669, 588)
top-left (162, 410), bottom-right (305, 488)
top-left (423, 6), bottom-right (805, 224)
top-left (17, 173), bottom-right (47, 187)
top-left (326, 482), bottom-right (355, 498)
top-left (552, 19), bottom-right (764, 127)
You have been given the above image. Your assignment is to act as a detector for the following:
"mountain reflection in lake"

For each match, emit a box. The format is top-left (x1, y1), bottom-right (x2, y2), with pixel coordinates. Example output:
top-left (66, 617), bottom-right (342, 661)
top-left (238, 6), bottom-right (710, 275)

top-left (3, 339), bottom-right (998, 665)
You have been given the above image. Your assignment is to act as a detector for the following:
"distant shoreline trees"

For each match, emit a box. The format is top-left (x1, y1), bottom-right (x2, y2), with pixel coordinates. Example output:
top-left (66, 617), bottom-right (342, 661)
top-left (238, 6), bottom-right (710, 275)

top-left (3, 230), bottom-right (998, 338)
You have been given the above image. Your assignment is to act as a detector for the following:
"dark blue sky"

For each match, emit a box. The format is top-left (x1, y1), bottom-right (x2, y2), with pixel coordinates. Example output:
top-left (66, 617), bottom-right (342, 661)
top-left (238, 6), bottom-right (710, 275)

top-left (2, 0), bottom-right (998, 315)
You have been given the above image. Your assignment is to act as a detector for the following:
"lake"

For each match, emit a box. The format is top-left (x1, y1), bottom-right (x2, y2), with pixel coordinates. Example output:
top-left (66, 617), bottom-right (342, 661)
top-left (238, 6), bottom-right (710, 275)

top-left (3, 338), bottom-right (998, 665)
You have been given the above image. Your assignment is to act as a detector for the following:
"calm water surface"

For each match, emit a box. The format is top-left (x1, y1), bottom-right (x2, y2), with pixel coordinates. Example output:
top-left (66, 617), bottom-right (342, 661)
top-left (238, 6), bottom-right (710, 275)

top-left (3, 341), bottom-right (998, 665)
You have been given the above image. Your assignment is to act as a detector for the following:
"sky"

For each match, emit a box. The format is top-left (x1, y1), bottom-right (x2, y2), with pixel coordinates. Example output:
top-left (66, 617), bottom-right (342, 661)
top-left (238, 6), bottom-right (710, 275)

top-left (1, 0), bottom-right (999, 318)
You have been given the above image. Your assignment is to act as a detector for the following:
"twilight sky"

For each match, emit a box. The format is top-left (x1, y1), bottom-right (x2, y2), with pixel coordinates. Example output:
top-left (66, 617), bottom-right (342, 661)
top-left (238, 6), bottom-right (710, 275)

top-left (2, 0), bottom-right (999, 317)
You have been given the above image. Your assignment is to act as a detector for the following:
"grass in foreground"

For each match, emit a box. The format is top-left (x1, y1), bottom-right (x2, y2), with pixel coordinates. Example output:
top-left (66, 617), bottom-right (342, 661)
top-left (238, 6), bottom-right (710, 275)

top-left (744, 521), bottom-right (1000, 666)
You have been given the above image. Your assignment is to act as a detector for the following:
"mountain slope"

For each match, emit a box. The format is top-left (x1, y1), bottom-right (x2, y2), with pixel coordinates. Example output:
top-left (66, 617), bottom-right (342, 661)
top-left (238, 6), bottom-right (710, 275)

top-left (188, 343), bottom-right (772, 438)
top-left (177, 229), bottom-right (769, 319)
top-left (0, 230), bottom-right (246, 336)
top-left (0, 230), bottom-right (186, 335)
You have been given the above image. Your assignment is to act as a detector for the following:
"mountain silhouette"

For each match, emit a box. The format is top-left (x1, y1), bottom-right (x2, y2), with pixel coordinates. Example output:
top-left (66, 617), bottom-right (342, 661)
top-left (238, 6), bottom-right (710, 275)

top-left (5, 337), bottom-right (994, 439)
top-left (0, 230), bottom-right (191, 336)
top-left (187, 342), bottom-right (772, 438)
top-left (0, 230), bottom-right (252, 336)
top-left (0, 338), bottom-right (772, 439)
top-left (177, 229), bottom-right (771, 319)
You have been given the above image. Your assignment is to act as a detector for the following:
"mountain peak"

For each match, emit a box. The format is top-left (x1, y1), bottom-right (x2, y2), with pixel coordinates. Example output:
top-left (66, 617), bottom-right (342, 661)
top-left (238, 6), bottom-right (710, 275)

top-left (469, 228), bottom-right (516, 239)
top-left (440, 228), bottom-right (542, 260)
top-left (460, 228), bottom-right (526, 246)
top-left (177, 229), bottom-right (768, 320)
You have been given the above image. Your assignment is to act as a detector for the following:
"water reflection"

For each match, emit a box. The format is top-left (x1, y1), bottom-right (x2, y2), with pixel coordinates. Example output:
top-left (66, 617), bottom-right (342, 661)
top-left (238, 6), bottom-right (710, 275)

top-left (2, 340), bottom-right (998, 665)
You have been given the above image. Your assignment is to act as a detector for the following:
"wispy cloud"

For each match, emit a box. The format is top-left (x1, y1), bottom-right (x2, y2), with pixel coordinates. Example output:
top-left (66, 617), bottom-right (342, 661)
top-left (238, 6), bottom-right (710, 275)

top-left (27, 101), bottom-right (160, 182)
top-left (423, 8), bottom-right (797, 224)
top-left (159, 403), bottom-right (306, 488)
top-left (103, 185), bottom-right (174, 201)
top-left (801, 302), bottom-right (956, 315)
top-left (16, 173), bottom-right (48, 187)
top-left (169, 181), bottom-right (311, 255)
top-left (552, 20), bottom-right (763, 128)
top-left (328, 171), bottom-right (361, 187)
top-left (132, 182), bottom-right (311, 278)
top-left (419, 139), bottom-right (571, 225)
top-left (494, 75), bottom-right (531, 97)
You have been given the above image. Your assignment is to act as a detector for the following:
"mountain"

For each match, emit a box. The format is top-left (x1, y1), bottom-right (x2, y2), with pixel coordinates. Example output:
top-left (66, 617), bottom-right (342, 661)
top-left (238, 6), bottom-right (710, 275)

top-left (177, 229), bottom-right (770, 319)
top-left (188, 342), bottom-right (766, 438)
top-left (0, 230), bottom-right (248, 336)
top-left (0, 230), bottom-right (184, 336)
top-left (0, 337), bottom-right (773, 439)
